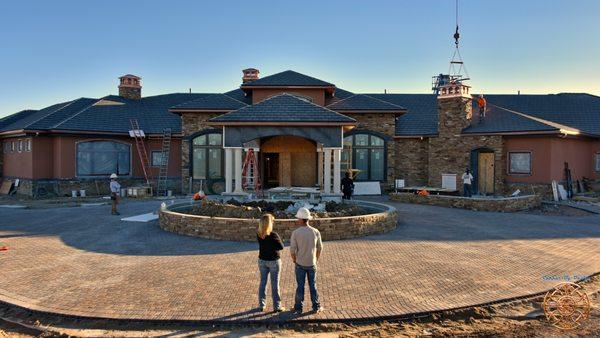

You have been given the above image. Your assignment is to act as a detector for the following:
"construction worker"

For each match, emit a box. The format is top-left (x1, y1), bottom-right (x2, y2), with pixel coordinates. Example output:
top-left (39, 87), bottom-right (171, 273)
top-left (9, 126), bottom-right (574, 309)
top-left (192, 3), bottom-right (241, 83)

top-left (462, 168), bottom-right (474, 197)
top-left (477, 95), bottom-right (487, 119)
top-left (109, 173), bottom-right (121, 215)
top-left (341, 171), bottom-right (354, 200)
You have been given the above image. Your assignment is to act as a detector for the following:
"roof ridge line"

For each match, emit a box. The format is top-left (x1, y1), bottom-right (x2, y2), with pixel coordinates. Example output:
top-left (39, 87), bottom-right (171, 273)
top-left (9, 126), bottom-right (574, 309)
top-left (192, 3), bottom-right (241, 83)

top-left (488, 103), bottom-right (578, 133)
top-left (325, 93), bottom-right (356, 107)
top-left (220, 93), bottom-right (249, 106)
top-left (276, 93), bottom-right (354, 119)
top-left (51, 98), bottom-right (100, 129)
top-left (23, 99), bottom-right (83, 130)
top-left (362, 94), bottom-right (406, 109)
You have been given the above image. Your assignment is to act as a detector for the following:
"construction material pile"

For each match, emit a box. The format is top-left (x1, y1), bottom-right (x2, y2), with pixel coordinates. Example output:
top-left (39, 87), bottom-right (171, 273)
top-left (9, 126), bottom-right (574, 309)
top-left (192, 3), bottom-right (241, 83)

top-left (188, 200), bottom-right (367, 219)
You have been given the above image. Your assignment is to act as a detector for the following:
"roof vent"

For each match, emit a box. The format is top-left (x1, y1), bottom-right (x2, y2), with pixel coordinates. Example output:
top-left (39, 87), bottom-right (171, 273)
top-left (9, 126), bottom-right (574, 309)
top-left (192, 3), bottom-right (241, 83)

top-left (242, 68), bottom-right (259, 83)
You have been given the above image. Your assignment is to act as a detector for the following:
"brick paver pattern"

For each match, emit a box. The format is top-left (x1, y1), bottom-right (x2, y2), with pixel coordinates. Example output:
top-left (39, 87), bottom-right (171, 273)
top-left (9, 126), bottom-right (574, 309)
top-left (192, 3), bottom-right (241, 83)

top-left (0, 197), bottom-right (599, 322)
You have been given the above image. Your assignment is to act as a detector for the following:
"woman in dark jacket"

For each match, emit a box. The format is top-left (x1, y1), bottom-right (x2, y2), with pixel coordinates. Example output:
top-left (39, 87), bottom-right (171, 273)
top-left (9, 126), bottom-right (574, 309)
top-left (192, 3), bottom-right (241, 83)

top-left (257, 213), bottom-right (285, 312)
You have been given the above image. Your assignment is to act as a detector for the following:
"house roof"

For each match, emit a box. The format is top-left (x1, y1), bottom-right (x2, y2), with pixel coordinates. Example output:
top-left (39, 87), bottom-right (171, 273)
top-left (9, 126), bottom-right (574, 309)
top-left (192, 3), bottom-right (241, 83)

top-left (209, 93), bottom-right (356, 124)
top-left (240, 70), bottom-right (335, 87)
top-left (462, 104), bottom-right (559, 134)
top-left (327, 94), bottom-right (406, 112)
top-left (171, 94), bottom-right (247, 111)
top-left (368, 94), bottom-right (439, 136)
top-left (0, 93), bottom-right (212, 135)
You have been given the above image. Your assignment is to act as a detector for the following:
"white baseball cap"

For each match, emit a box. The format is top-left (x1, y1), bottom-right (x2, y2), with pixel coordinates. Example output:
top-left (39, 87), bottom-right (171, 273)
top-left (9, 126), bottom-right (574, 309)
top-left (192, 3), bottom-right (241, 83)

top-left (295, 207), bottom-right (313, 220)
top-left (110, 173), bottom-right (118, 179)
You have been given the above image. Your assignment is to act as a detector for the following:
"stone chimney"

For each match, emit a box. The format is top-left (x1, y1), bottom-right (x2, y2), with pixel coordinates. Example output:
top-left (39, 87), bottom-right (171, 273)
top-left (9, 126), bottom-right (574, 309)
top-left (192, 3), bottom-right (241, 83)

top-left (118, 74), bottom-right (142, 100)
top-left (242, 68), bottom-right (259, 83)
top-left (427, 82), bottom-right (473, 188)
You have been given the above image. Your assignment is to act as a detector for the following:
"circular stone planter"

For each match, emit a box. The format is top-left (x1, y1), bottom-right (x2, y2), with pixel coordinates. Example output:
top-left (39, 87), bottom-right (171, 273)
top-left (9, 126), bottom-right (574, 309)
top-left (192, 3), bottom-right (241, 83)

top-left (159, 200), bottom-right (398, 241)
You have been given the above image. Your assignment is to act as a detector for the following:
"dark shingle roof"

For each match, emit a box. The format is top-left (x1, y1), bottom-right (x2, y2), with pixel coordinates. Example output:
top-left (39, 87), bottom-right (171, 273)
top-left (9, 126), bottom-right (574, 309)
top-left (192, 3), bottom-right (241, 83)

top-left (210, 93), bottom-right (355, 124)
top-left (369, 94), bottom-right (439, 136)
top-left (241, 70), bottom-right (334, 87)
top-left (224, 88), bottom-right (253, 104)
top-left (462, 104), bottom-right (558, 134)
top-left (171, 94), bottom-right (247, 110)
top-left (1, 93), bottom-right (213, 134)
top-left (476, 94), bottom-right (600, 136)
top-left (327, 94), bottom-right (406, 111)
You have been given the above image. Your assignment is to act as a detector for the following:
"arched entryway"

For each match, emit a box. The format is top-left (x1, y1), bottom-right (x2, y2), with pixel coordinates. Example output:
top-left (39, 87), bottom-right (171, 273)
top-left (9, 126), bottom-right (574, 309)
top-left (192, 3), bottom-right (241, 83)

top-left (470, 148), bottom-right (495, 195)
top-left (260, 135), bottom-right (317, 188)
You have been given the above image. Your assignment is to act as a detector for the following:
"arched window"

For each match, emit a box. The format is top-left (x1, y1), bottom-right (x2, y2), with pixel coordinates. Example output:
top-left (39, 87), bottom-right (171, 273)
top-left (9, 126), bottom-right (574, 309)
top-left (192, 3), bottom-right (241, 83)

top-left (77, 141), bottom-right (130, 176)
top-left (343, 133), bottom-right (385, 181)
top-left (192, 132), bottom-right (223, 180)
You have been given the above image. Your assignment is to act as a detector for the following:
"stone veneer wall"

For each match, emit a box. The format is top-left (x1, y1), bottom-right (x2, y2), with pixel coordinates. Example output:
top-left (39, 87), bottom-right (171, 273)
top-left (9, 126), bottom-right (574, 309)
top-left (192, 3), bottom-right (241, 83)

top-left (12, 178), bottom-right (181, 197)
top-left (390, 192), bottom-right (541, 212)
top-left (428, 96), bottom-right (505, 193)
top-left (395, 138), bottom-right (429, 186)
top-left (344, 113), bottom-right (397, 187)
top-left (180, 112), bottom-right (223, 193)
top-left (159, 202), bottom-right (398, 242)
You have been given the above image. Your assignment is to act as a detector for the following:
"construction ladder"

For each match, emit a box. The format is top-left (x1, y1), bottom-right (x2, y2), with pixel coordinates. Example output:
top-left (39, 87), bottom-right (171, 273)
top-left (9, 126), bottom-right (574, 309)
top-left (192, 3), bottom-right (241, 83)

top-left (156, 128), bottom-right (172, 196)
top-left (241, 148), bottom-right (262, 194)
top-left (129, 119), bottom-right (151, 186)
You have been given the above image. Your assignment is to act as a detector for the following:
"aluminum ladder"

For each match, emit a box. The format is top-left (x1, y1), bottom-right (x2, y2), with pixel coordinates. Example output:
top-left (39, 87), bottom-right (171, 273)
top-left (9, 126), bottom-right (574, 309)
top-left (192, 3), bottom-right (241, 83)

top-left (156, 128), bottom-right (172, 196)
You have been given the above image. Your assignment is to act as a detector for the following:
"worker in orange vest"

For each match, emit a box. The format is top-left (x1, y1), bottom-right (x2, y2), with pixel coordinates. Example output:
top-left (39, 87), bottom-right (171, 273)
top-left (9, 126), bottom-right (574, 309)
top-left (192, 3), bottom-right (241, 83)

top-left (477, 95), bottom-right (487, 119)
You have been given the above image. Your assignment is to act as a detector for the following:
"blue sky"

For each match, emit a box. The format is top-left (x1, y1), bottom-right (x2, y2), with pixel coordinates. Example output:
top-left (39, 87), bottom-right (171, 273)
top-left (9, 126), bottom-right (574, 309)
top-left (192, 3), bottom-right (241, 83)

top-left (1, 0), bottom-right (599, 116)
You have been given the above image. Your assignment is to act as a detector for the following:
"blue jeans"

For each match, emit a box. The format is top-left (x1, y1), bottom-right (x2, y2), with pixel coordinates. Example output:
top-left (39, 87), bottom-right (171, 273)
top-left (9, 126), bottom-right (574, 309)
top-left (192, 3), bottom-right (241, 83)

top-left (294, 264), bottom-right (320, 311)
top-left (258, 259), bottom-right (281, 309)
top-left (463, 183), bottom-right (472, 197)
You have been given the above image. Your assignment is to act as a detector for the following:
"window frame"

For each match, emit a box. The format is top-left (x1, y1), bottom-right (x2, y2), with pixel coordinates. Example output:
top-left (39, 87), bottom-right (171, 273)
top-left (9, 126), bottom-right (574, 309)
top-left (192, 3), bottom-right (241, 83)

top-left (75, 140), bottom-right (132, 177)
top-left (189, 130), bottom-right (224, 180)
top-left (17, 139), bottom-right (23, 153)
top-left (151, 151), bottom-right (165, 167)
top-left (343, 131), bottom-right (387, 182)
top-left (25, 139), bottom-right (31, 152)
top-left (595, 153), bottom-right (600, 172)
top-left (507, 151), bottom-right (533, 175)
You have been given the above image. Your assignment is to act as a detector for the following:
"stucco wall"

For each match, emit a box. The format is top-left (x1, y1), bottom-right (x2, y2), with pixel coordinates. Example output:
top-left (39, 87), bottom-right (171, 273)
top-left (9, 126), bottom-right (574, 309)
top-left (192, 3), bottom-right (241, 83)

top-left (2, 137), bottom-right (34, 179)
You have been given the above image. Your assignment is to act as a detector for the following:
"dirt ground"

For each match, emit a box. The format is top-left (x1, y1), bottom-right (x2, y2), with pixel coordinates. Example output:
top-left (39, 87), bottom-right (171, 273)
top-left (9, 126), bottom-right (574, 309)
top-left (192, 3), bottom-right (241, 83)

top-left (1, 275), bottom-right (598, 337)
top-left (524, 203), bottom-right (594, 216)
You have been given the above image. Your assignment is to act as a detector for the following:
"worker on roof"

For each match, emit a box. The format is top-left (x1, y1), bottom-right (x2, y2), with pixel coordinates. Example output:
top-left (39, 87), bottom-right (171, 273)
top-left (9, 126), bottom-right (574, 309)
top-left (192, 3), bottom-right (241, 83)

top-left (477, 95), bottom-right (487, 119)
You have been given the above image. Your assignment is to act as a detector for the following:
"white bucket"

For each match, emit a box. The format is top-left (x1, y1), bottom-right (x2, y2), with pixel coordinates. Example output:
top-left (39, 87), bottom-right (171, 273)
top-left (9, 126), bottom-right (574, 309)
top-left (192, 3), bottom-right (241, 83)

top-left (71, 190), bottom-right (78, 198)
top-left (79, 190), bottom-right (86, 197)
top-left (120, 188), bottom-right (127, 197)
top-left (167, 190), bottom-right (173, 197)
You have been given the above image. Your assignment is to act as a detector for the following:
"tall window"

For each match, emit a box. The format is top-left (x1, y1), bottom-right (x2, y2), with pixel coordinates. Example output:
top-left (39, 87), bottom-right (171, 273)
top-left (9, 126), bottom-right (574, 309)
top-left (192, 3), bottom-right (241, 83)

top-left (595, 153), bottom-right (600, 172)
top-left (343, 133), bottom-right (385, 181)
top-left (192, 132), bottom-right (223, 180)
top-left (77, 141), bottom-right (131, 176)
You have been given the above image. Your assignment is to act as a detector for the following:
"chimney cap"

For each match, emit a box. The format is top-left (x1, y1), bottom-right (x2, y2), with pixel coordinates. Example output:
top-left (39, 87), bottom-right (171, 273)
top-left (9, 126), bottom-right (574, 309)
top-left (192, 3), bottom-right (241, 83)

top-left (119, 74), bottom-right (141, 80)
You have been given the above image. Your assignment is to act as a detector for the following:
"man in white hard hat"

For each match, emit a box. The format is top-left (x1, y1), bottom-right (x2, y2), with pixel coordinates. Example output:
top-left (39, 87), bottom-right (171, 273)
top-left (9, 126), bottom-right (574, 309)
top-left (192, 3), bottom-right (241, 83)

top-left (290, 207), bottom-right (323, 313)
top-left (109, 173), bottom-right (121, 215)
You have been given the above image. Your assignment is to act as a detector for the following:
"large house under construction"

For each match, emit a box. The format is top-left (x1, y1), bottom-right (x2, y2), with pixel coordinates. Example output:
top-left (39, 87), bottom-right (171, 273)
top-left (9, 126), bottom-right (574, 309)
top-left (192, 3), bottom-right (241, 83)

top-left (1, 69), bottom-right (600, 197)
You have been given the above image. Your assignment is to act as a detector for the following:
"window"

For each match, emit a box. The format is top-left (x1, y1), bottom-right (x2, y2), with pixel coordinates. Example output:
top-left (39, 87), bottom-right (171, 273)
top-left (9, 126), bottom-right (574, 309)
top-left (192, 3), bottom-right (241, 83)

top-left (343, 133), bottom-right (386, 181)
top-left (192, 132), bottom-right (223, 180)
top-left (10, 141), bottom-right (14, 153)
top-left (595, 153), bottom-right (600, 172)
top-left (76, 141), bottom-right (131, 176)
top-left (151, 151), bottom-right (165, 167)
top-left (17, 140), bottom-right (23, 153)
top-left (508, 151), bottom-right (532, 174)
top-left (25, 139), bottom-right (31, 152)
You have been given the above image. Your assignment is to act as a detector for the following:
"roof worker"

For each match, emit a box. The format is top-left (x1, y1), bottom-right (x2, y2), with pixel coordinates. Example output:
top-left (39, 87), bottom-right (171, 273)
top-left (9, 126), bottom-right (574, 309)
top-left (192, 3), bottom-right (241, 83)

top-left (109, 173), bottom-right (121, 215)
top-left (477, 95), bottom-right (487, 120)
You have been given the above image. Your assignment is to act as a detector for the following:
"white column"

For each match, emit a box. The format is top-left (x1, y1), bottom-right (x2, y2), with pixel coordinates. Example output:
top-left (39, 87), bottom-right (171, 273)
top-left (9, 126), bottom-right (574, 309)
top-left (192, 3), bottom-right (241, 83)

top-left (224, 148), bottom-right (233, 193)
top-left (317, 150), bottom-right (324, 189)
top-left (234, 148), bottom-right (243, 193)
top-left (323, 148), bottom-right (332, 194)
top-left (333, 148), bottom-right (341, 194)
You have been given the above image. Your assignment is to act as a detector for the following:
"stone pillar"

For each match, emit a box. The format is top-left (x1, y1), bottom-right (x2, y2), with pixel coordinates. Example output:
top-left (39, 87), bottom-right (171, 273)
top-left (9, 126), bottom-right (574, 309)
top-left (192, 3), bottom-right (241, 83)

top-left (234, 148), bottom-right (243, 193)
top-left (333, 148), bottom-right (341, 194)
top-left (225, 148), bottom-right (233, 193)
top-left (323, 148), bottom-right (332, 193)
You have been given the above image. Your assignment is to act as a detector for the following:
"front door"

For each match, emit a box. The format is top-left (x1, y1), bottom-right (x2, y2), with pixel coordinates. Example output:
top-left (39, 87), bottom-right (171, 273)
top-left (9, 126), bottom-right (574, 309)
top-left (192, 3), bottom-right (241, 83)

top-left (262, 153), bottom-right (279, 188)
top-left (477, 152), bottom-right (495, 195)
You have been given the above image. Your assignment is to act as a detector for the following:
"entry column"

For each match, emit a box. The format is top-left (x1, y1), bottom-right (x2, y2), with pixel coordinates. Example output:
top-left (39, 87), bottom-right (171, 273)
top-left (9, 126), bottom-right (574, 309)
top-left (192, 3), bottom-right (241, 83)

top-left (323, 148), bottom-right (332, 194)
top-left (224, 148), bottom-right (233, 193)
top-left (234, 148), bottom-right (243, 193)
top-left (333, 148), bottom-right (341, 194)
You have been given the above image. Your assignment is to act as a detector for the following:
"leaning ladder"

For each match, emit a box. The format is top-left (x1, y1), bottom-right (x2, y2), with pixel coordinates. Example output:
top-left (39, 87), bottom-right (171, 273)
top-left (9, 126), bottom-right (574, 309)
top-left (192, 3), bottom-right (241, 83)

top-left (156, 128), bottom-right (172, 196)
top-left (129, 119), bottom-right (151, 186)
top-left (241, 148), bottom-right (262, 194)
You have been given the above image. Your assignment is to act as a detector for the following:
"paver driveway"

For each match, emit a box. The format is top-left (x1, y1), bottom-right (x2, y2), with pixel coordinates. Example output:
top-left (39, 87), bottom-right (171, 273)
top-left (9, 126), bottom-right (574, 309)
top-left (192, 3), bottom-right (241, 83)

top-left (0, 198), bottom-right (599, 323)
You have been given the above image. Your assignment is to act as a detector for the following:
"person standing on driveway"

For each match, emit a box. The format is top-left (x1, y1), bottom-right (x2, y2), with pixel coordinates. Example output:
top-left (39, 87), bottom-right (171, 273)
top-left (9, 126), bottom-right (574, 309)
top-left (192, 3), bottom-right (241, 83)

top-left (109, 173), bottom-right (121, 215)
top-left (290, 207), bottom-right (323, 313)
top-left (341, 171), bottom-right (354, 200)
top-left (256, 213), bottom-right (285, 312)
top-left (461, 168), bottom-right (474, 197)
